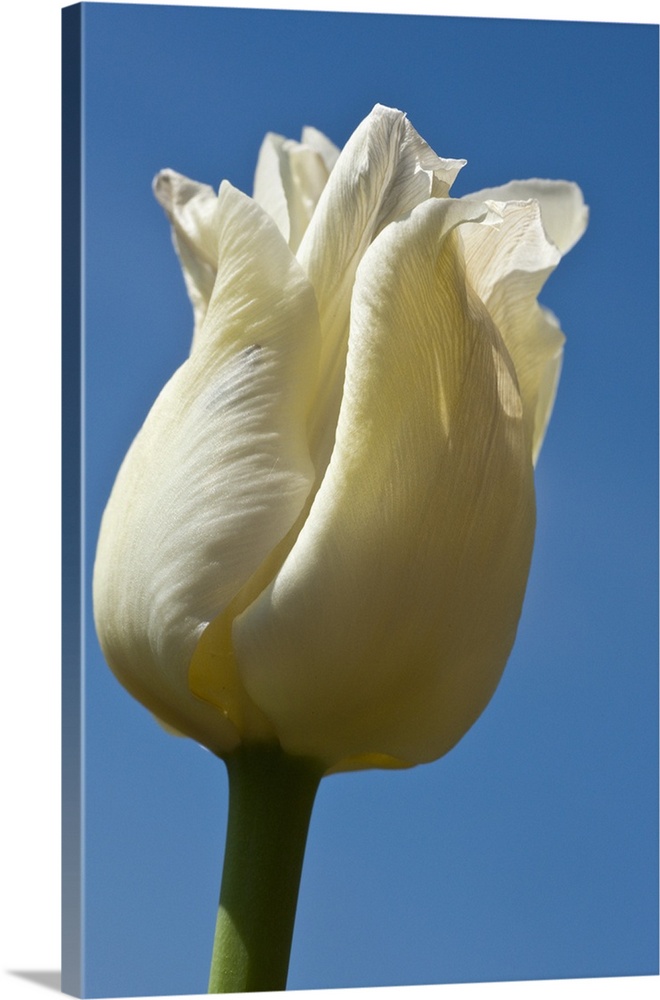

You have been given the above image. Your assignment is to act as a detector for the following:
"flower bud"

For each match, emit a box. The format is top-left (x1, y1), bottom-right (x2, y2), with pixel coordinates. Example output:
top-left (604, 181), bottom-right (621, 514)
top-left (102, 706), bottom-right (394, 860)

top-left (93, 105), bottom-right (587, 771)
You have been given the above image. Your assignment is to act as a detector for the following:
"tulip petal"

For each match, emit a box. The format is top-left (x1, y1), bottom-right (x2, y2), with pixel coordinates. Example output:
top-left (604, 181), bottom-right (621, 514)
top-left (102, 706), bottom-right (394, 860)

top-left (459, 196), bottom-right (580, 459)
top-left (298, 104), bottom-right (466, 480)
top-left (253, 132), bottom-right (333, 252)
top-left (467, 179), bottom-right (588, 254)
top-left (252, 135), bottom-right (290, 241)
top-left (153, 169), bottom-right (221, 348)
top-left (235, 197), bottom-right (535, 768)
top-left (300, 125), bottom-right (340, 173)
top-left (93, 181), bottom-right (320, 753)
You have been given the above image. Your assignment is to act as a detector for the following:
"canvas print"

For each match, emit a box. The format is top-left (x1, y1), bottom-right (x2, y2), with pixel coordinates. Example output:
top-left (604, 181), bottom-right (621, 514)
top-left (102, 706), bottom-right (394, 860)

top-left (62, 3), bottom-right (659, 997)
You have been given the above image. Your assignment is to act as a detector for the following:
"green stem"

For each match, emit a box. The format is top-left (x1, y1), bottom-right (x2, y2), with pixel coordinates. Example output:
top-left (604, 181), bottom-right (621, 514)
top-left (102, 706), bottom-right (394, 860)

top-left (208, 744), bottom-right (324, 993)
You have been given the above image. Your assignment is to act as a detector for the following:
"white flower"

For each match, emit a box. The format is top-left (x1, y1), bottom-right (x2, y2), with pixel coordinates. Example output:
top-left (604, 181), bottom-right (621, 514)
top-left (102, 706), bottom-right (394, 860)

top-left (93, 105), bottom-right (587, 772)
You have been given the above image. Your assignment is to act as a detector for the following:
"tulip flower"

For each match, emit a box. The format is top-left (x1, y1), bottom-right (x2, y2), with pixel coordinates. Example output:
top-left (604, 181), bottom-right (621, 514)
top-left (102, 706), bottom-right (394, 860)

top-left (93, 104), bottom-right (587, 992)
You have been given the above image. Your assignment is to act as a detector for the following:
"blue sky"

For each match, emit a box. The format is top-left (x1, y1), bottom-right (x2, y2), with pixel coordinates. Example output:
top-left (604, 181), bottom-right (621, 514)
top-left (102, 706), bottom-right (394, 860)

top-left (72, 3), bottom-right (658, 997)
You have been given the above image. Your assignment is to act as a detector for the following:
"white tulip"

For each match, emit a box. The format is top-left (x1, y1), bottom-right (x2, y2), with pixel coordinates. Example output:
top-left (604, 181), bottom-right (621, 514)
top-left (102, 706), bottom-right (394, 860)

top-left (93, 104), bottom-right (587, 772)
